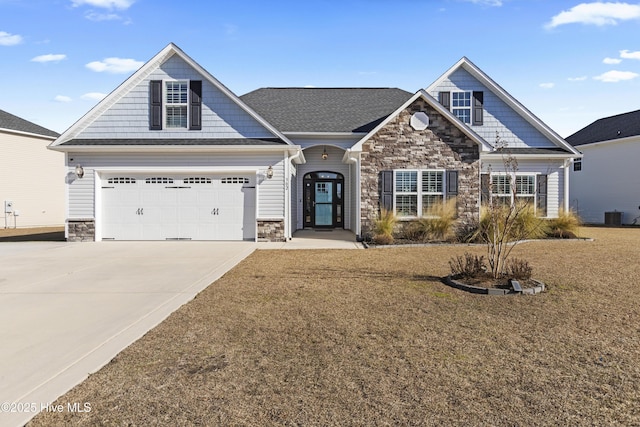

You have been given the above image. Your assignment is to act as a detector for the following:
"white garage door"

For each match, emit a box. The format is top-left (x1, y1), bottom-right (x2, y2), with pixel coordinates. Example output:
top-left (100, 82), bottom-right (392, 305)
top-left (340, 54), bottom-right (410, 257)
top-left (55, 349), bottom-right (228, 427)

top-left (101, 174), bottom-right (256, 241)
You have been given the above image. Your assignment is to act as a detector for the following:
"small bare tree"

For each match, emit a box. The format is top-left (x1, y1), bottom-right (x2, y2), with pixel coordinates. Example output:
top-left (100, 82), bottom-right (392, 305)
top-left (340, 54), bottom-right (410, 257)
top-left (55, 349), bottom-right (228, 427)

top-left (478, 136), bottom-right (546, 279)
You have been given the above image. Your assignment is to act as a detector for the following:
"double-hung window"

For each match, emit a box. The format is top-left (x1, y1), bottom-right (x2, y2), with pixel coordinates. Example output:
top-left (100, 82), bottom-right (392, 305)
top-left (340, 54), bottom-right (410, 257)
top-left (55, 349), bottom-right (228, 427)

top-left (394, 170), bottom-right (445, 217)
top-left (165, 81), bottom-right (188, 128)
top-left (452, 91), bottom-right (472, 124)
top-left (491, 174), bottom-right (536, 206)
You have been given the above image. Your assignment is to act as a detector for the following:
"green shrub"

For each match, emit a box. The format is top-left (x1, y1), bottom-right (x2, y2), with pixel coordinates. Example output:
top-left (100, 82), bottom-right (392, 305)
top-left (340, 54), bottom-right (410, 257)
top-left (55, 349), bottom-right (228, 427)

top-left (372, 208), bottom-right (396, 244)
top-left (546, 209), bottom-right (581, 238)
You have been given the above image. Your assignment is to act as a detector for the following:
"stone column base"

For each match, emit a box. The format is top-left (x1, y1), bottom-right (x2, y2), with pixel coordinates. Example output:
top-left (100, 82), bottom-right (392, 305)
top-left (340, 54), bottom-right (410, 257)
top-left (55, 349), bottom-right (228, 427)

top-left (67, 219), bottom-right (95, 242)
top-left (257, 219), bottom-right (286, 242)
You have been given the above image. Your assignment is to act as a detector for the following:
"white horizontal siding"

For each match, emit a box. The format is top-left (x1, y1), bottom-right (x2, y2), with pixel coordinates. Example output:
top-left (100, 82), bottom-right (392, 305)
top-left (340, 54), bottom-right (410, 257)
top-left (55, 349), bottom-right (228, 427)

top-left (66, 151), bottom-right (287, 220)
top-left (570, 139), bottom-right (640, 224)
top-left (0, 131), bottom-right (64, 227)
top-left (482, 158), bottom-right (565, 218)
top-left (78, 54), bottom-right (275, 140)
top-left (429, 68), bottom-right (555, 149)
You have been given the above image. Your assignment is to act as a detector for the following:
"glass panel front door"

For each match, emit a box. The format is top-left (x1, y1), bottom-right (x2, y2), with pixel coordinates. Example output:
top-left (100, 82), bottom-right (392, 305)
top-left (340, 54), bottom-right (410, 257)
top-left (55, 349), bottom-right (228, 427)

top-left (314, 182), bottom-right (333, 226)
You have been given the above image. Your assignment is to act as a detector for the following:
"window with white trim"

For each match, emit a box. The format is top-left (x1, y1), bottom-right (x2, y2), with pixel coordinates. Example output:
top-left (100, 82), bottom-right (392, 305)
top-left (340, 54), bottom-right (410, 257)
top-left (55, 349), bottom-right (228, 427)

top-left (394, 170), bottom-right (445, 217)
top-left (491, 174), bottom-right (536, 206)
top-left (573, 159), bottom-right (582, 172)
top-left (165, 81), bottom-right (188, 128)
top-left (452, 91), bottom-right (471, 124)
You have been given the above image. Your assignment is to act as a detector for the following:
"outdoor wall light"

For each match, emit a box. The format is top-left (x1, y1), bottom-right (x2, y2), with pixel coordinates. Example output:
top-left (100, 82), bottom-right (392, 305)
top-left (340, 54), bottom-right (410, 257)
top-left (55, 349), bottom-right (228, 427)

top-left (266, 165), bottom-right (274, 179)
top-left (75, 165), bottom-right (85, 179)
top-left (322, 146), bottom-right (328, 160)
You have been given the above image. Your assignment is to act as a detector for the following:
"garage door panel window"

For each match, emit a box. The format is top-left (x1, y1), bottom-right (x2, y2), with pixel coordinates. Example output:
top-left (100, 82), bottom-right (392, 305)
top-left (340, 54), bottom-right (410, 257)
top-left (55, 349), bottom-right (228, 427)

top-left (184, 177), bottom-right (212, 184)
top-left (108, 177), bottom-right (136, 184)
top-left (145, 177), bottom-right (174, 184)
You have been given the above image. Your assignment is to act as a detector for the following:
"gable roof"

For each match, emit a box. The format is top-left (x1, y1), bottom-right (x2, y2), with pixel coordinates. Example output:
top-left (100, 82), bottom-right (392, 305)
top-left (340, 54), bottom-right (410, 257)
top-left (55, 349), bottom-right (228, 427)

top-left (427, 57), bottom-right (580, 156)
top-left (240, 88), bottom-right (412, 133)
top-left (0, 109), bottom-right (59, 139)
top-left (566, 109), bottom-right (640, 146)
top-left (351, 89), bottom-right (493, 153)
top-left (50, 43), bottom-right (293, 148)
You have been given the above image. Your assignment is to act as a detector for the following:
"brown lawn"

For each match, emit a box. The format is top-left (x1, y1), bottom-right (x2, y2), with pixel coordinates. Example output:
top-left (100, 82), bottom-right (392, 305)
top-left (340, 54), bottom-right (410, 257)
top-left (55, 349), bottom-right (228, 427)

top-left (0, 226), bottom-right (64, 242)
top-left (28, 227), bottom-right (640, 426)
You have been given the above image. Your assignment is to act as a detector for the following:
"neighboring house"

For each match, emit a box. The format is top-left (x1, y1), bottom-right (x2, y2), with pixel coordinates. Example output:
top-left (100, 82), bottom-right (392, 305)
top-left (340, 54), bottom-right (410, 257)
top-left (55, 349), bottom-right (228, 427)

top-left (1, 109), bottom-right (63, 228)
top-left (567, 109), bottom-right (640, 225)
top-left (49, 43), bottom-right (580, 242)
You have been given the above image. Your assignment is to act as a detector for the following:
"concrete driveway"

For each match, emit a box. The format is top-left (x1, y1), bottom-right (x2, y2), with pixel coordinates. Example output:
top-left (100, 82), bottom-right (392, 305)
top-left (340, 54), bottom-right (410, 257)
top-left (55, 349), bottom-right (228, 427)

top-left (0, 241), bottom-right (257, 427)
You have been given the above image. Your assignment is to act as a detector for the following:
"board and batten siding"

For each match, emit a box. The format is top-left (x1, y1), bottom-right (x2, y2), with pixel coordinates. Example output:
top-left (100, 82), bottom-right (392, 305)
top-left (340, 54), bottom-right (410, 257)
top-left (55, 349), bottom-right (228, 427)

top-left (429, 68), bottom-right (555, 149)
top-left (66, 152), bottom-right (287, 220)
top-left (295, 145), bottom-right (353, 231)
top-left (481, 158), bottom-right (565, 218)
top-left (0, 131), bottom-right (64, 227)
top-left (77, 54), bottom-right (275, 140)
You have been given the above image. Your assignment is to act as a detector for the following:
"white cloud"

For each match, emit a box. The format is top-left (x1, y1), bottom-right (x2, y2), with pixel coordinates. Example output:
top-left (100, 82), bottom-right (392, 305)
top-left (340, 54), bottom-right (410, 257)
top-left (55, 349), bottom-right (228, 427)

top-left (539, 82), bottom-right (555, 89)
top-left (81, 92), bottom-right (107, 101)
top-left (0, 31), bottom-right (23, 46)
top-left (85, 57), bottom-right (143, 73)
top-left (603, 57), bottom-right (622, 64)
top-left (620, 49), bottom-right (640, 60)
top-left (593, 70), bottom-right (639, 82)
top-left (546, 2), bottom-right (640, 28)
top-left (463, 0), bottom-right (503, 6)
top-left (54, 95), bottom-right (72, 102)
top-left (568, 76), bottom-right (588, 81)
top-left (85, 11), bottom-right (121, 21)
top-left (31, 54), bottom-right (67, 63)
top-left (71, 0), bottom-right (135, 9)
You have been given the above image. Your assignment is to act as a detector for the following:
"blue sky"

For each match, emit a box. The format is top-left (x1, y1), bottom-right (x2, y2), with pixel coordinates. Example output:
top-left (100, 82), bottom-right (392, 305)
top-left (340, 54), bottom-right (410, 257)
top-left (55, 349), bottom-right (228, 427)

top-left (1, 0), bottom-right (639, 137)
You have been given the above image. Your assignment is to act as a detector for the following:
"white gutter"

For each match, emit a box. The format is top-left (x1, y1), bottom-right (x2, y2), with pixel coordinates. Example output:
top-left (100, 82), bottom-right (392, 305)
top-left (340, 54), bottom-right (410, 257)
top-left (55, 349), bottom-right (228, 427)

top-left (48, 144), bottom-right (301, 154)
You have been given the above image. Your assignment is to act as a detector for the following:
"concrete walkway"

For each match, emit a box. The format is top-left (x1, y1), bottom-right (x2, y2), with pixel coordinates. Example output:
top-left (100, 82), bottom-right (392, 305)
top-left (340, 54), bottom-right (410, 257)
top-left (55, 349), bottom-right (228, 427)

top-left (260, 229), bottom-right (364, 249)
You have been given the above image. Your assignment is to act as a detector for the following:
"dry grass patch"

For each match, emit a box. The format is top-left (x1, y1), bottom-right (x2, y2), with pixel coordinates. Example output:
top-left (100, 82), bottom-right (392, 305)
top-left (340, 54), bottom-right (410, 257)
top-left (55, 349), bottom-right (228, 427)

top-left (0, 226), bottom-right (64, 241)
top-left (29, 227), bottom-right (640, 426)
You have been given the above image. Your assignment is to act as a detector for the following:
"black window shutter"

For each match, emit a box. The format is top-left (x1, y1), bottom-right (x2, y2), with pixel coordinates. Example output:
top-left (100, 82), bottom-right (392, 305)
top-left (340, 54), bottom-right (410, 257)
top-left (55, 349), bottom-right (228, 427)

top-left (380, 170), bottom-right (394, 212)
top-left (472, 91), bottom-right (483, 126)
top-left (481, 173), bottom-right (490, 204)
top-left (189, 80), bottom-right (202, 130)
top-left (446, 170), bottom-right (458, 197)
top-left (536, 174), bottom-right (548, 217)
top-left (149, 80), bottom-right (163, 130)
top-left (438, 91), bottom-right (450, 110)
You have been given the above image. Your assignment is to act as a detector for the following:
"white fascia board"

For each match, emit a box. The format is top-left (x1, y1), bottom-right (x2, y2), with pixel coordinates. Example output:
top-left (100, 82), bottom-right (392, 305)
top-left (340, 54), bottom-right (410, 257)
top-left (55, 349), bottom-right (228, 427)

top-left (481, 152), bottom-right (579, 160)
top-left (574, 135), bottom-right (640, 150)
top-left (48, 144), bottom-right (302, 155)
top-left (427, 57), bottom-right (581, 157)
top-left (351, 89), bottom-right (492, 152)
top-left (0, 127), bottom-right (57, 140)
top-left (284, 132), bottom-right (366, 138)
top-left (50, 43), bottom-right (294, 147)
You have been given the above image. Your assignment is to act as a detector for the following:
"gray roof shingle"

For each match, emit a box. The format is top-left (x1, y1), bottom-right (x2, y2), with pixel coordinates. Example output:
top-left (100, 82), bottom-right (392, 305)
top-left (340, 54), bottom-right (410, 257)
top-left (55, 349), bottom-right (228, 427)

top-left (0, 109), bottom-right (59, 138)
top-left (240, 88), bottom-right (413, 133)
top-left (566, 109), bottom-right (640, 146)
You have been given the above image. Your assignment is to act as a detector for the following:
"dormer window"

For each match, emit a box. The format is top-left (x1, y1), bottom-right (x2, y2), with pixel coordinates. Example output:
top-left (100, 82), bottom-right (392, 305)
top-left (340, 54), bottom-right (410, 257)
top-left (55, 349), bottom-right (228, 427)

top-left (149, 80), bottom-right (202, 131)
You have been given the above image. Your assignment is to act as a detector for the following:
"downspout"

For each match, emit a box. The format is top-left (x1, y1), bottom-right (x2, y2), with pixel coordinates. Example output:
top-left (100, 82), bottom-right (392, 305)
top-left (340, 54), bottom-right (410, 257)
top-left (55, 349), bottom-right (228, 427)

top-left (563, 159), bottom-right (571, 213)
top-left (344, 149), bottom-right (361, 238)
top-left (287, 148), bottom-right (304, 239)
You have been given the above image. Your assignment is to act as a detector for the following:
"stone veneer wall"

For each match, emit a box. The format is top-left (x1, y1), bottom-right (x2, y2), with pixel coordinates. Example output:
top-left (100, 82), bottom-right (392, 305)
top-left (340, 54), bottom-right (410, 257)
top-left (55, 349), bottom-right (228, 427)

top-left (360, 98), bottom-right (480, 237)
top-left (257, 219), bottom-right (286, 242)
top-left (67, 219), bottom-right (95, 242)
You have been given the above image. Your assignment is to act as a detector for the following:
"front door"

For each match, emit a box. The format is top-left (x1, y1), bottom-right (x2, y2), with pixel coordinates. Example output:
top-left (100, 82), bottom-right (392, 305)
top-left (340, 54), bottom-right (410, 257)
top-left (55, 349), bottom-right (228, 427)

top-left (304, 172), bottom-right (344, 228)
